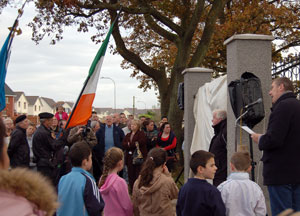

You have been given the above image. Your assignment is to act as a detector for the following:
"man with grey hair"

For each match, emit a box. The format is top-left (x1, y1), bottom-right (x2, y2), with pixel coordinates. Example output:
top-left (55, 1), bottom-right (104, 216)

top-left (209, 109), bottom-right (227, 186)
top-left (90, 120), bottom-right (100, 133)
top-left (94, 115), bottom-right (125, 182)
top-left (33, 112), bottom-right (56, 182)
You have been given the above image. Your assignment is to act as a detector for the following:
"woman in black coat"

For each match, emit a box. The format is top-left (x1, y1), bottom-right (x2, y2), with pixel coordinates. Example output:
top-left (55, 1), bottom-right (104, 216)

top-left (209, 110), bottom-right (227, 186)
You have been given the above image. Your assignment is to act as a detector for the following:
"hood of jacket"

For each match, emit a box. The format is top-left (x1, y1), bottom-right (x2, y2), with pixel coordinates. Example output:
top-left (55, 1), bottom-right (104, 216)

top-left (137, 169), bottom-right (165, 195)
top-left (99, 173), bottom-right (119, 195)
top-left (0, 168), bottom-right (58, 216)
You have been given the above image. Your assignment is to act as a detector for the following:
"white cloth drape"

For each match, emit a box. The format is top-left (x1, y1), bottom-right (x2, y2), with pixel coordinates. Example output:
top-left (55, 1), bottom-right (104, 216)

top-left (190, 75), bottom-right (227, 154)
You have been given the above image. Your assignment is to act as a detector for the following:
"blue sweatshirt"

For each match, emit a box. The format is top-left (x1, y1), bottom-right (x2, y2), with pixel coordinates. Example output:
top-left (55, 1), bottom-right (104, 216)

top-left (57, 167), bottom-right (105, 216)
top-left (176, 178), bottom-right (226, 216)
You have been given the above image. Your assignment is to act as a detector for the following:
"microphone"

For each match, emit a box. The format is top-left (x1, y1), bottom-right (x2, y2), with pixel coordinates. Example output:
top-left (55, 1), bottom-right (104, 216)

top-left (244, 98), bottom-right (262, 109)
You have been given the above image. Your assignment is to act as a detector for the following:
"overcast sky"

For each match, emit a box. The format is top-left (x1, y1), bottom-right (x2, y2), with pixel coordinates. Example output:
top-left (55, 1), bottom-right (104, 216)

top-left (0, 3), bottom-right (159, 110)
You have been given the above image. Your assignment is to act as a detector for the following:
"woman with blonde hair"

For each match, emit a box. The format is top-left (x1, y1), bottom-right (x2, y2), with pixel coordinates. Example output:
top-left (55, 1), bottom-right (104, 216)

top-left (132, 148), bottom-right (178, 216)
top-left (99, 147), bottom-right (133, 216)
top-left (122, 119), bottom-right (147, 191)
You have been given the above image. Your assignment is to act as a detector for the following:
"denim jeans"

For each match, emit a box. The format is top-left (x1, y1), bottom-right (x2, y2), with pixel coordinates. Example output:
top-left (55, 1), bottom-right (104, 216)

top-left (268, 184), bottom-right (300, 215)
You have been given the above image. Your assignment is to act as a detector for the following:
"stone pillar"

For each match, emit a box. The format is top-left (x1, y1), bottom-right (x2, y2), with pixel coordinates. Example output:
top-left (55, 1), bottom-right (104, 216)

top-left (224, 34), bottom-right (274, 214)
top-left (183, 67), bottom-right (213, 181)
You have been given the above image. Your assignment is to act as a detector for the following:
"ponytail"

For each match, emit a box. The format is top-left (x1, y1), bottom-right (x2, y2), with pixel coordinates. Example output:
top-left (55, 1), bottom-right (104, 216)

top-left (99, 164), bottom-right (110, 188)
top-left (138, 148), bottom-right (167, 188)
top-left (98, 147), bottom-right (123, 188)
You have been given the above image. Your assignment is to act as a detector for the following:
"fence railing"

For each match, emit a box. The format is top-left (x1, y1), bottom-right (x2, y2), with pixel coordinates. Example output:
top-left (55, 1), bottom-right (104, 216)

top-left (272, 54), bottom-right (300, 97)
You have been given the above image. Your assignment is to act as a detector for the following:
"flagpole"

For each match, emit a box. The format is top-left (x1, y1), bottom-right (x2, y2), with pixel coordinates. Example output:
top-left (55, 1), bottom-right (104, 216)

top-left (65, 8), bottom-right (123, 129)
top-left (0, 0), bottom-right (29, 112)
top-left (8, 0), bottom-right (29, 50)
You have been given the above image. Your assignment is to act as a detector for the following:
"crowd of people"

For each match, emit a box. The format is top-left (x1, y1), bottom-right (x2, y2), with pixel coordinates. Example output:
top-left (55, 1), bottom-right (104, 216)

top-left (0, 112), bottom-right (267, 216)
top-left (0, 77), bottom-right (299, 216)
top-left (0, 105), bottom-right (181, 215)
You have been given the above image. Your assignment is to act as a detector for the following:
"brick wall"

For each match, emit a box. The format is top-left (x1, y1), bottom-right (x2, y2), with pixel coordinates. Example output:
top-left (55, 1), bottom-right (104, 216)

top-left (0, 96), bottom-right (14, 117)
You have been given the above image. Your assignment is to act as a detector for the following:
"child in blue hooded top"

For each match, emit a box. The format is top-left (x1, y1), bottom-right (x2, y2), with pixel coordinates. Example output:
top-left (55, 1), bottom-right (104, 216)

top-left (57, 141), bottom-right (104, 216)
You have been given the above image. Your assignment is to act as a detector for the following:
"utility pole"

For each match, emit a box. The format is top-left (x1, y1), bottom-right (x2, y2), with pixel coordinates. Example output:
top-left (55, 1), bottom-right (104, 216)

top-left (133, 96), bottom-right (135, 117)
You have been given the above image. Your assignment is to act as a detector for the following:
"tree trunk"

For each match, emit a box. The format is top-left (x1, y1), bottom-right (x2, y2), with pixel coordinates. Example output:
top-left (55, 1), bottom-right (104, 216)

top-left (167, 66), bottom-right (185, 165)
top-left (158, 80), bottom-right (170, 117)
top-left (168, 96), bottom-right (184, 157)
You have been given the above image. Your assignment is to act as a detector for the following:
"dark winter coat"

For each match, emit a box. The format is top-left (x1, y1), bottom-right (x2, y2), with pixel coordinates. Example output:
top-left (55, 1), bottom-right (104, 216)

top-left (122, 130), bottom-right (148, 166)
top-left (7, 126), bottom-right (30, 167)
top-left (259, 92), bottom-right (300, 185)
top-left (209, 119), bottom-right (227, 186)
top-left (32, 124), bottom-right (56, 168)
top-left (122, 130), bottom-right (148, 190)
top-left (94, 124), bottom-right (125, 162)
top-left (176, 178), bottom-right (226, 216)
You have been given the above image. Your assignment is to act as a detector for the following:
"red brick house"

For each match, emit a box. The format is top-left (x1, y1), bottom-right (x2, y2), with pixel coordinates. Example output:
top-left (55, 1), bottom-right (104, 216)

top-left (0, 83), bottom-right (16, 117)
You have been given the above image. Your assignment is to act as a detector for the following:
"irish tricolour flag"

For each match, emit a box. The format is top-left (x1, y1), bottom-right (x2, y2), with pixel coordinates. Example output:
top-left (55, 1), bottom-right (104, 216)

top-left (66, 22), bottom-right (115, 128)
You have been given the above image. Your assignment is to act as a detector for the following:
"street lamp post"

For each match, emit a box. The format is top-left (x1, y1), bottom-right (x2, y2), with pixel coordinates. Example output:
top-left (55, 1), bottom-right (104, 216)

top-left (100, 76), bottom-right (116, 113)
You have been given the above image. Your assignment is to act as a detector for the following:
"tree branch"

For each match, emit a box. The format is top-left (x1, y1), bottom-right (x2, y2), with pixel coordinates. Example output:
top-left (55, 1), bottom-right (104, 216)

top-left (144, 14), bottom-right (179, 43)
top-left (184, 0), bottom-right (205, 43)
top-left (73, 0), bottom-right (183, 35)
top-left (108, 9), bottom-right (168, 88)
top-left (67, 9), bottom-right (103, 18)
top-left (273, 40), bottom-right (300, 56)
top-left (189, 0), bottom-right (229, 67)
top-left (72, 0), bottom-right (149, 14)
top-left (140, 1), bottom-right (183, 35)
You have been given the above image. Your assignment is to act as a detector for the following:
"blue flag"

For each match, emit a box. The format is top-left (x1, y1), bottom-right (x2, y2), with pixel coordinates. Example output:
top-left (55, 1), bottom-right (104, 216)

top-left (0, 31), bottom-right (13, 111)
top-left (0, 1), bottom-right (27, 112)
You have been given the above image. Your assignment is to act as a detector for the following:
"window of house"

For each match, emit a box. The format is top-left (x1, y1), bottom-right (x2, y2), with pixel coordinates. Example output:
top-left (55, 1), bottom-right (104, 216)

top-left (6, 97), bottom-right (9, 104)
top-left (24, 102), bottom-right (26, 109)
top-left (18, 101), bottom-right (21, 107)
top-left (35, 105), bottom-right (36, 111)
top-left (39, 106), bottom-right (41, 111)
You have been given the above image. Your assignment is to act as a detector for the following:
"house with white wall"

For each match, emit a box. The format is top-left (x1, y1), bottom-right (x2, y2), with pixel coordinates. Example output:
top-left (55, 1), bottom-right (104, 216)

top-left (27, 96), bottom-right (43, 116)
top-left (14, 92), bottom-right (29, 115)
top-left (123, 110), bottom-right (131, 117)
top-left (63, 101), bottom-right (74, 114)
top-left (93, 107), bottom-right (114, 119)
top-left (40, 97), bottom-right (56, 114)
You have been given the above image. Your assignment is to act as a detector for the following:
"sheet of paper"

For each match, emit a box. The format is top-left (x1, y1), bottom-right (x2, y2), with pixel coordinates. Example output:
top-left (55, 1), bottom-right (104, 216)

top-left (241, 126), bottom-right (254, 134)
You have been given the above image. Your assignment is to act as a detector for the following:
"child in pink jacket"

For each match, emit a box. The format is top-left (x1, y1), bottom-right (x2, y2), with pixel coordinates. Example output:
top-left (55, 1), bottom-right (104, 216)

top-left (99, 147), bottom-right (133, 216)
